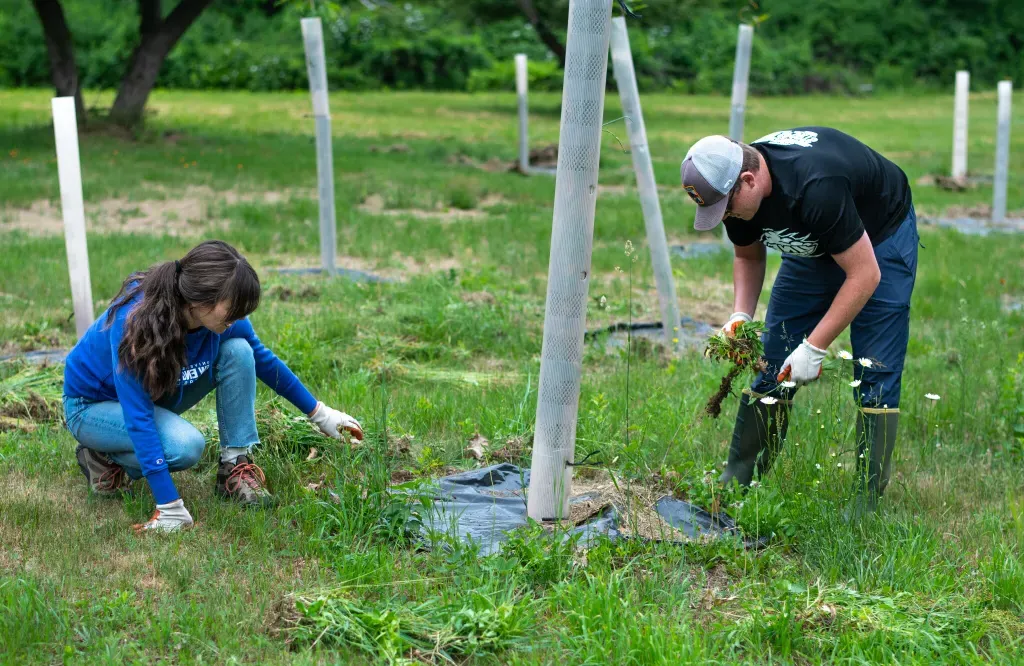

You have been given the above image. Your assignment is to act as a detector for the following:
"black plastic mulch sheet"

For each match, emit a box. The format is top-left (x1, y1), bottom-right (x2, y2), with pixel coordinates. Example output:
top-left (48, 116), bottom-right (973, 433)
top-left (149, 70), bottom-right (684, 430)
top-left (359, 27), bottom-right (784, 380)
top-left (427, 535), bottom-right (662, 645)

top-left (585, 317), bottom-right (717, 353)
top-left (409, 464), bottom-right (763, 556)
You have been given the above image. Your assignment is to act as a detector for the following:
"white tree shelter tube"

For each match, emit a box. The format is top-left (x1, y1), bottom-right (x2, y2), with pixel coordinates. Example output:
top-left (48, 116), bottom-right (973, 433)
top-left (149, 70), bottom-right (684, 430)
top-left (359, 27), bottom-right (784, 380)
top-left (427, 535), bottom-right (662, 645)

top-left (516, 53), bottom-right (530, 174)
top-left (728, 24), bottom-right (754, 142)
top-left (609, 16), bottom-right (681, 348)
top-left (51, 96), bottom-right (94, 339)
top-left (992, 80), bottom-right (1012, 224)
top-left (527, 0), bottom-right (612, 522)
top-left (301, 17), bottom-right (337, 274)
top-left (952, 70), bottom-right (970, 181)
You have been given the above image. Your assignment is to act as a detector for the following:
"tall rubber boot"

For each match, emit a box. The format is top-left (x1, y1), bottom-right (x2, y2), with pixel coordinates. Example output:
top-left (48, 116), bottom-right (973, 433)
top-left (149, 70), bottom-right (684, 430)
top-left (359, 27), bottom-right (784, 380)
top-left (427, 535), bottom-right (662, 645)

top-left (719, 390), bottom-right (791, 487)
top-left (850, 407), bottom-right (899, 516)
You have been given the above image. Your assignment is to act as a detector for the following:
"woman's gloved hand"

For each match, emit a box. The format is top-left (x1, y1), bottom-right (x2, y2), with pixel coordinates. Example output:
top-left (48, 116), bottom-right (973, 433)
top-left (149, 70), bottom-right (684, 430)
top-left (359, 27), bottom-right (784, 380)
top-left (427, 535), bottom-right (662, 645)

top-left (309, 402), bottom-right (364, 441)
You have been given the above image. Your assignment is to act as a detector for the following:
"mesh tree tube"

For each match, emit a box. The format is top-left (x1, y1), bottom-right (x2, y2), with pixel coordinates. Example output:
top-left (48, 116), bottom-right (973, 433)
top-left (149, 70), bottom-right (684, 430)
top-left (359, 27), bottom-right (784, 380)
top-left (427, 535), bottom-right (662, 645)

top-left (992, 81), bottom-right (1012, 223)
top-left (609, 17), bottom-right (681, 348)
top-left (301, 18), bottom-right (337, 274)
top-left (527, 0), bottom-right (613, 522)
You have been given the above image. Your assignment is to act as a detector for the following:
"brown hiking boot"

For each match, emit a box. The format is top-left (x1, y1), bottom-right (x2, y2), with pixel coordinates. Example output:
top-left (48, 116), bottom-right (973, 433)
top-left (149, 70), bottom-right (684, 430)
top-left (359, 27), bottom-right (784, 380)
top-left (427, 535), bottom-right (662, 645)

top-left (75, 445), bottom-right (131, 497)
top-left (215, 455), bottom-right (273, 507)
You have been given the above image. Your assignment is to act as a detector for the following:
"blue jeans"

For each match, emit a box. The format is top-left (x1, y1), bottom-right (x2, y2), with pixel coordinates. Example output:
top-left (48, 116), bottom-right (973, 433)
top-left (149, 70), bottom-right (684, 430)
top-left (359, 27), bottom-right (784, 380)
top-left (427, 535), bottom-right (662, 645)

top-left (63, 338), bottom-right (260, 478)
top-left (751, 205), bottom-right (919, 408)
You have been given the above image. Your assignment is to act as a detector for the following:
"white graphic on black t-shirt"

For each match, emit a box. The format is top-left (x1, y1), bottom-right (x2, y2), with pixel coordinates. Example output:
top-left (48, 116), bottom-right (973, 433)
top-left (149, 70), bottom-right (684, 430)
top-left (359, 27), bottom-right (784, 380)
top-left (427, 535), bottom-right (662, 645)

top-left (761, 229), bottom-right (820, 256)
top-left (754, 130), bottom-right (819, 148)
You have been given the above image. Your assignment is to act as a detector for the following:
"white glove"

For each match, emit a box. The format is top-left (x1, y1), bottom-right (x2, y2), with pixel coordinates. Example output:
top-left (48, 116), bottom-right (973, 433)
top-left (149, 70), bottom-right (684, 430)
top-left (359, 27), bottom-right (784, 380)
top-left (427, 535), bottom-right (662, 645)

top-left (132, 499), bottom-right (194, 534)
top-left (309, 402), bottom-right (364, 441)
top-left (777, 339), bottom-right (827, 386)
top-left (721, 312), bottom-right (752, 337)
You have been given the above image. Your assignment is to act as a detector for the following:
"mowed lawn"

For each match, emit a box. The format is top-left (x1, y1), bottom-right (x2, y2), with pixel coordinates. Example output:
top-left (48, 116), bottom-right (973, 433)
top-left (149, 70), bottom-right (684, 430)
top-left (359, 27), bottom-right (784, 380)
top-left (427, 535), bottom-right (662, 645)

top-left (1, 88), bottom-right (1023, 664)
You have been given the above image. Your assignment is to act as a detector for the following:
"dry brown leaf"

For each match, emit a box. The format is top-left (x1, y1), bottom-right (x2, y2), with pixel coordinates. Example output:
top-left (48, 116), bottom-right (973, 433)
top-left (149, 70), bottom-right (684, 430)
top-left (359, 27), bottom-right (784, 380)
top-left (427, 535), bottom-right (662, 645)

top-left (465, 433), bottom-right (489, 460)
top-left (306, 447), bottom-right (318, 461)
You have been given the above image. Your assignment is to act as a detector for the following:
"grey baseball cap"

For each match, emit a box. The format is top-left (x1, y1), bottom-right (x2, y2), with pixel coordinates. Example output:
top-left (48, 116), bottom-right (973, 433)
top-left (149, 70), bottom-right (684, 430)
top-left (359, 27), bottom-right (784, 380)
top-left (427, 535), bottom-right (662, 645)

top-left (680, 135), bottom-right (743, 231)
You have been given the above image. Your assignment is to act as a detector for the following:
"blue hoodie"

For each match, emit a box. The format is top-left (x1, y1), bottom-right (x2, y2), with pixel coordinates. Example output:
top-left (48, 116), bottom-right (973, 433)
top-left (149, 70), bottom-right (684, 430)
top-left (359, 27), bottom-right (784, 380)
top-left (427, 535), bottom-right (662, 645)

top-left (63, 293), bottom-right (317, 505)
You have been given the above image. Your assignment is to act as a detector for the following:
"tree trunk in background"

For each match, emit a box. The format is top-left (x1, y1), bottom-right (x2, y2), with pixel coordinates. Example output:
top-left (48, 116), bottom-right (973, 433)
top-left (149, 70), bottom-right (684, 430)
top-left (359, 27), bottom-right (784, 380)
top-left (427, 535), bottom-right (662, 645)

top-left (516, 0), bottom-right (566, 68)
top-left (31, 0), bottom-right (86, 124)
top-left (109, 0), bottom-right (213, 127)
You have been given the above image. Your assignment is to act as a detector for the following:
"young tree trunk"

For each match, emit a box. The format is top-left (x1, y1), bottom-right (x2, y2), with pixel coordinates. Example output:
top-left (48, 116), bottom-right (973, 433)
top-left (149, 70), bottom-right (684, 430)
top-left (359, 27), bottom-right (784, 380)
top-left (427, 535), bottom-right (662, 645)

top-left (31, 0), bottom-right (86, 124)
top-left (109, 0), bottom-right (213, 127)
top-left (516, 0), bottom-right (566, 68)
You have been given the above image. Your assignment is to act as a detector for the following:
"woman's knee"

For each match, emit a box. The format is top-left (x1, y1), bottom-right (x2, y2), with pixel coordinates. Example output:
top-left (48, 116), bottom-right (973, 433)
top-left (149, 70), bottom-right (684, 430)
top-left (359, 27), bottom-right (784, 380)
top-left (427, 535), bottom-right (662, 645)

top-left (162, 421), bottom-right (206, 470)
top-left (217, 338), bottom-right (254, 369)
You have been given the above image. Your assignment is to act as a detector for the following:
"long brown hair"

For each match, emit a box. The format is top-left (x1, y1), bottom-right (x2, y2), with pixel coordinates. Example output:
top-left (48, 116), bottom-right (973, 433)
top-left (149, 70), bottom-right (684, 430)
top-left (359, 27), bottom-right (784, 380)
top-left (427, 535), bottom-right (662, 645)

top-left (107, 240), bottom-right (261, 399)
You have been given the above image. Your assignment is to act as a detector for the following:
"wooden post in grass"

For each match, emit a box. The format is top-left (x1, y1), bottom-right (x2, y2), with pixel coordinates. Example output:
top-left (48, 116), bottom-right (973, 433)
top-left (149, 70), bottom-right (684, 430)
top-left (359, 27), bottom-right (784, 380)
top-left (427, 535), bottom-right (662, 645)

top-left (609, 17), bottom-right (681, 348)
top-left (992, 81), bottom-right (1012, 224)
top-left (527, 0), bottom-right (612, 522)
top-left (952, 70), bottom-right (970, 182)
top-left (723, 23), bottom-right (753, 243)
top-left (301, 17), bottom-right (337, 274)
top-left (516, 53), bottom-right (530, 174)
top-left (51, 97), bottom-right (94, 339)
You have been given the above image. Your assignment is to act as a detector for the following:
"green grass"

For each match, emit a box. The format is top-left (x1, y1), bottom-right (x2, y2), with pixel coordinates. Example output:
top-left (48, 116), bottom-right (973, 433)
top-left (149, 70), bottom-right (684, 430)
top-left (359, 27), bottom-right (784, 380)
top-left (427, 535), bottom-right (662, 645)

top-left (1, 87), bottom-right (1023, 664)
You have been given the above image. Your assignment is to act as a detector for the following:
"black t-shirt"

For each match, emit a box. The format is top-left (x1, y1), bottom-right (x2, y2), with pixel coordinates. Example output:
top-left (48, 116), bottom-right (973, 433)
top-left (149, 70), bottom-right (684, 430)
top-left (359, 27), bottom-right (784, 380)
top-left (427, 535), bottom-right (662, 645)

top-left (724, 127), bottom-right (911, 257)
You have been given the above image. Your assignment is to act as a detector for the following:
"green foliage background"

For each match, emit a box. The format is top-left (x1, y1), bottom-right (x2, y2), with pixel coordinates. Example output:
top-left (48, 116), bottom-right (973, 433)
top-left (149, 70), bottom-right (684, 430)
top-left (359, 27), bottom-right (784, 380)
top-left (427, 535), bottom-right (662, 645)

top-left (1, 0), bottom-right (1022, 95)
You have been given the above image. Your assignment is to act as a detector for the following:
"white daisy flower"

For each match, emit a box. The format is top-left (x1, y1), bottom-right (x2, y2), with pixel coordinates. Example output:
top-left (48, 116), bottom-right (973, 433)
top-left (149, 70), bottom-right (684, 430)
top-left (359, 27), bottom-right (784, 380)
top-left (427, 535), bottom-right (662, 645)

top-left (849, 380), bottom-right (862, 388)
top-left (838, 350), bottom-right (853, 360)
top-left (837, 463), bottom-right (843, 468)
top-left (781, 381), bottom-right (797, 389)
top-left (858, 358), bottom-right (873, 368)
top-left (925, 393), bottom-right (941, 401)
top-left (815, 463), bottom-right (822, 470)
top-left (760, 396), bottom-right (779, 405)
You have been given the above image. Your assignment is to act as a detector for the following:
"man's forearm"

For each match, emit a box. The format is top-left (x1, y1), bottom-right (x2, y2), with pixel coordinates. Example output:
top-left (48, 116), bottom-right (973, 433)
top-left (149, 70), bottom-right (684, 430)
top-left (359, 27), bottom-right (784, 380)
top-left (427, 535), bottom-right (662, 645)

top-left (806, 274), bottom-right (877, 350)
top-left (733, 253), bottom-right (767, 316)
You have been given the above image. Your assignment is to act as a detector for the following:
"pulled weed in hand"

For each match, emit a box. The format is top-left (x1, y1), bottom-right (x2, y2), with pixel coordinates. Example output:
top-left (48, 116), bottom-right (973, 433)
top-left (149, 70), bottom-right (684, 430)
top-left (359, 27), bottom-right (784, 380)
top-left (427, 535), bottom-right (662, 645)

top-left (703, 321), bottom-right (767, 418)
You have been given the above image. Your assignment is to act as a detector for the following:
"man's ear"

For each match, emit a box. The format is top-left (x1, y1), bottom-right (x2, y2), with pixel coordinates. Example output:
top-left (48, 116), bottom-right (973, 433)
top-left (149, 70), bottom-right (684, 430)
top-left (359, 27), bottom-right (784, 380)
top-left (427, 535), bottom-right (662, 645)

top-left (740, 171), bottom-right (758, 187)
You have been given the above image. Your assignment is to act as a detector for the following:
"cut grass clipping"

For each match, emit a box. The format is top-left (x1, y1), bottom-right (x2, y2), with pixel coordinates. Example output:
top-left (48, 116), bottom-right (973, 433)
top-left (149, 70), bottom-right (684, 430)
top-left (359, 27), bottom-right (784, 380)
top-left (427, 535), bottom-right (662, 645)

top-left (272, 586), bottom-right (537, 663)
top-left (704, 321), bottom-right (767, 418)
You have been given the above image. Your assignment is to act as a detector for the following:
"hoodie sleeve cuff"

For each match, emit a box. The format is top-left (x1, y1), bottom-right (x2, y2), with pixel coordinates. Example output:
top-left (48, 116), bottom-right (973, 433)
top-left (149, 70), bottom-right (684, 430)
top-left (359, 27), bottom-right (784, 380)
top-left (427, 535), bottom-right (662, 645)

top-left (145, 469), bottom-right (180, 505)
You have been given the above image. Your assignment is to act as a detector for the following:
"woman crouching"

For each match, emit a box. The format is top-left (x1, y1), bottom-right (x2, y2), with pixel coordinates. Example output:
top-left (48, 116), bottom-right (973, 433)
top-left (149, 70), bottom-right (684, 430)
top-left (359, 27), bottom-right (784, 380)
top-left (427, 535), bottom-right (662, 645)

top-left (62, 240), bottom-right (362, 533)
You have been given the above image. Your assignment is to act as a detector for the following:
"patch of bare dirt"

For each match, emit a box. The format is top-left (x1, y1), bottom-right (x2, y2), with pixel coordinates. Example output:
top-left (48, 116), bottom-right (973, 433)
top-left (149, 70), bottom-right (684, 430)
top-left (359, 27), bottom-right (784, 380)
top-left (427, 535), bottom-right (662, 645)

top-left (1, 186), bottom-right (312, 237)
top-left (368, 143), bottom-right (411, 154)
top-left (446, 152), bottom-right (513, 173)
top-left (356, 193), bottom-right (508, 223)
top-left (460, 291), bottom-right (496, 306)
top-left (0, 391), bottom-right (62, 422)
top-left (271, 252), bottom-right (466, 282)
top-left (558, 472), bottom-right (697, 543)
top-left (266, 284), bottom-right (320, 302)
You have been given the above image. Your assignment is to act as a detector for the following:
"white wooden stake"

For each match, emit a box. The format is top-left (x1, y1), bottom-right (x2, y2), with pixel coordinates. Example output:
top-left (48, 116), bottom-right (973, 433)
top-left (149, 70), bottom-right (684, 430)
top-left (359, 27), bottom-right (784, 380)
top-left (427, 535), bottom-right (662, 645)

top-left (952, 70), bottom-right (970, 181)
top-left (301, 17), bottom-right (337, 274)
top-left (528, 0), bottom-right (612, 522)
top-left (993, 81), bottom-right (1012, 224)
top-left (516, 54), bottom-right (530, 174)
top-left (610, 17), bottom-right (681, 348)
top-left (51, 97), bottom-right (94, 339)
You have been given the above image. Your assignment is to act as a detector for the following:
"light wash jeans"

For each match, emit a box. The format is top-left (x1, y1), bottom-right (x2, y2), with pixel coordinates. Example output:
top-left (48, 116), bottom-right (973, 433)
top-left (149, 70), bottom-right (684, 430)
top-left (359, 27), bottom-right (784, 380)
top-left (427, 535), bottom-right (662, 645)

top-left (63, 338), bottom-right (260, 479)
